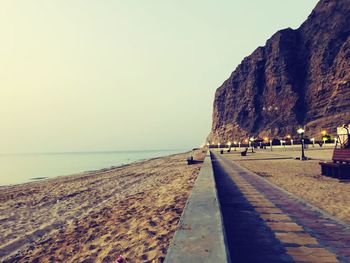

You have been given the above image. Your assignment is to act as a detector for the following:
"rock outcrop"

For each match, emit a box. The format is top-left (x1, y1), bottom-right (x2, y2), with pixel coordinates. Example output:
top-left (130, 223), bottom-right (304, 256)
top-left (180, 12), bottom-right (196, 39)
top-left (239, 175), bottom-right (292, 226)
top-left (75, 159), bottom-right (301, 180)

top-left (208, 0), bottom-right (350, 143)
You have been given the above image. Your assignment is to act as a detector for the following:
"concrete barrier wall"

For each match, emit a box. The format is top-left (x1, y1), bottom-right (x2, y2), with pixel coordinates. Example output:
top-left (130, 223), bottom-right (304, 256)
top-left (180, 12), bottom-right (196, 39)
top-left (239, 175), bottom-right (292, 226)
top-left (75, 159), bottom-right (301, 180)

top-left (164, 152), bottom-right (229, 263)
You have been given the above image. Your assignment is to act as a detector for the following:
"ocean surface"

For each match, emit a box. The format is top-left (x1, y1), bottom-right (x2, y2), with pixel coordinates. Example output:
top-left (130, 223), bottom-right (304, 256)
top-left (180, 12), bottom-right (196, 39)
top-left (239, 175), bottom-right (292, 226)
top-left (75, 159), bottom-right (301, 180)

top-left (0, 149), bottom-right (186, 186)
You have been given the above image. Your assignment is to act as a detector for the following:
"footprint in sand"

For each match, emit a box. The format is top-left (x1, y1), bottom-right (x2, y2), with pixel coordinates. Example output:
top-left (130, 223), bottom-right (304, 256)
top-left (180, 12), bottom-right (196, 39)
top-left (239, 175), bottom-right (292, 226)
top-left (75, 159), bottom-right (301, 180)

top-left (148, 219), bottom-right (157, 227)
top-left (88, 244), bottom-right (96, 250)
top-left (104, 235), bottom-right (112, 242)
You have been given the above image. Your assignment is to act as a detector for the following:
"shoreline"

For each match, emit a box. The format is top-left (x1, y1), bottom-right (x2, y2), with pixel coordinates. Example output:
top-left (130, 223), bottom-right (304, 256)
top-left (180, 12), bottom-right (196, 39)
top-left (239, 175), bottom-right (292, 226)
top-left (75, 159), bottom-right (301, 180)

top-left (1, 149), bottom-right (205, 262)
top-left (0, 150), bottom-right (191, 189)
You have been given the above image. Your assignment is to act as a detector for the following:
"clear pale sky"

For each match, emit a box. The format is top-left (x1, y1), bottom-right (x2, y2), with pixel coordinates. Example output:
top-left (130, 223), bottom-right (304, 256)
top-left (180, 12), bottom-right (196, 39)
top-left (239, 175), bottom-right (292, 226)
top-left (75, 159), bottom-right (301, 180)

top-left (0, 0), bottom-right (319, 153)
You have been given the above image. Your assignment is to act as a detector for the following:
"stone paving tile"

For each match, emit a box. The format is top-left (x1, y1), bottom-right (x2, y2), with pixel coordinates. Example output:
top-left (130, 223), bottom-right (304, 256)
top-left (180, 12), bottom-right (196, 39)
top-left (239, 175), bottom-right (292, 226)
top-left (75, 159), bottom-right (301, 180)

top-left (275, 232), bottom-right (319, 246)
top-left (267, 222), bottom-right (304, 232)
top-left (287, 247), bottom-right (339, 262)
top-left (256, 207), bottom-right (283, 214)
top-left (261, 213), bottom-right (292, 222)
top-left (212, 153), bottom-right (350, 263)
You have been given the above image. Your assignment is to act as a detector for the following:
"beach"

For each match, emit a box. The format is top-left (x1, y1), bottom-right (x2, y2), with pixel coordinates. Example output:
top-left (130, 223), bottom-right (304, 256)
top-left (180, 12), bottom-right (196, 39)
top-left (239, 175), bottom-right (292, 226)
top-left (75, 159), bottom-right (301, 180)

top-left (0, 150), bottom-right (206, 262)
top-left (222, 145), bottom-right (350, 224)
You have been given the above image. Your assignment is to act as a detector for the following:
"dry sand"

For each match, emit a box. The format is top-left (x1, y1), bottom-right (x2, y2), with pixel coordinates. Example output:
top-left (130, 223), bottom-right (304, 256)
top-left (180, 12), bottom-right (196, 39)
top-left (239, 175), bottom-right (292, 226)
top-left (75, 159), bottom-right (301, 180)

top-left (223, 146), bottom-right (350, 224)
top-left (0, 150), bottom-right (206, 263)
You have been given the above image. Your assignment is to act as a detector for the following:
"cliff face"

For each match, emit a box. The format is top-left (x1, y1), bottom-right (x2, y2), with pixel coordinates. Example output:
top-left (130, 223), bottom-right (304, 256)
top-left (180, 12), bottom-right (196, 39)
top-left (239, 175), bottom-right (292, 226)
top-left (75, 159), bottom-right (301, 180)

top-left (209, 0), bottom-right (350, 143)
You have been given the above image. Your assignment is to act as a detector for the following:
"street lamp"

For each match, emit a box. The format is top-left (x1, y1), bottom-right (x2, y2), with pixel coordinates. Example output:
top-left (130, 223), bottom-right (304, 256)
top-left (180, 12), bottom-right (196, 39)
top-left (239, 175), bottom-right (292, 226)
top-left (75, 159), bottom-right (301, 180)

top-left (291, 139), bottom-right (294, 148)
top-left (249, 137), bottom-right (254, 152)
top-left (297, 128), bottom-right (307, 160)
top-left (227, 141), bottom-right (231, 152)
top-left (234, 141), bottom-right (237, 151)
top-left (269, 139), bottom-right (273, 151)
top-left (218, 142), bottom-right (220, 149)
top-left (311, 138), bottom-right (315, 147)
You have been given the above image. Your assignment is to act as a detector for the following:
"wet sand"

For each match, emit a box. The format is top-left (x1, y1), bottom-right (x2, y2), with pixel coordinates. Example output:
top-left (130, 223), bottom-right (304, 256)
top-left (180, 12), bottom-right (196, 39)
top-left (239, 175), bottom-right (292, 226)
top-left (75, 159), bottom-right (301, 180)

top-left (221, 146), bottom-right (350, 224)
top-left (0, 150), bottom-right (206, 262)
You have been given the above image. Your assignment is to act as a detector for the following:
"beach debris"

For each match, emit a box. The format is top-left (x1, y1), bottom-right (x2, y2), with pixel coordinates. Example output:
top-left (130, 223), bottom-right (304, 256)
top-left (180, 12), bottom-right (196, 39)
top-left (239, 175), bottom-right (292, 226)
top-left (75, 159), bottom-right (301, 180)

top-left (116, 254), bottom-right (125, 263)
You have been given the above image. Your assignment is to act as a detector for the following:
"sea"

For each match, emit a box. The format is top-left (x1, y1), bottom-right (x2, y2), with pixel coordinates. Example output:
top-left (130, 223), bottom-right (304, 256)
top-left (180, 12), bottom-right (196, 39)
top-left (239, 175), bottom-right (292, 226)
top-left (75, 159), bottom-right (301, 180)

top-left (0, 149), bottom-right (186, 186)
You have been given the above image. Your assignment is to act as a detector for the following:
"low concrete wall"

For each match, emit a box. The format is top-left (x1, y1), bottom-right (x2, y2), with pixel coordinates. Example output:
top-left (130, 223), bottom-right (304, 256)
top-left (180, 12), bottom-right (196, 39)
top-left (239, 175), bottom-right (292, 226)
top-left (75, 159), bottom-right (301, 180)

top-left (164, 152), bottom-right (229, 263)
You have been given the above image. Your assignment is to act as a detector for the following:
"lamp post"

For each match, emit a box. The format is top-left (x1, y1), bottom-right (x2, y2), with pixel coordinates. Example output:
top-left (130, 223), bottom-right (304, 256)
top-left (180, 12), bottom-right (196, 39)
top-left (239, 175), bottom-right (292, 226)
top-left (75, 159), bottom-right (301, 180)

top-left (297, 128), bottom-right (307, 160)
top-left (218, 142), bottom-right (220, 149)
top-left (228, 141), bottom-right (231, 152)
top-left (270, 140), bottom-right (273, 151)
top-left (234, 141), bottom-right (237, 151)
top-left (321, 130), bottom-right (327, 146)
top-left (249, 137), bottom-right (254, 152)
top-left (291, 139), bottom-right (294, 149)
top-left (323, 137), bottom-right (327, 145)
top-left (238, 142), bottom-right (241, 149)
top-left (311, 138), bottom-right (315, 147)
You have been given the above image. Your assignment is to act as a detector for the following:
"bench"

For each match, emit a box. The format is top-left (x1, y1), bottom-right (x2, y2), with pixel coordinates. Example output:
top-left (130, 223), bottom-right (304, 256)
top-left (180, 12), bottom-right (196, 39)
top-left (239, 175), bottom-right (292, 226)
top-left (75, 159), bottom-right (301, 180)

top-left (187, 156), bottom-right (204, 165)
top-left (319, 148), bottom-right (350, 179)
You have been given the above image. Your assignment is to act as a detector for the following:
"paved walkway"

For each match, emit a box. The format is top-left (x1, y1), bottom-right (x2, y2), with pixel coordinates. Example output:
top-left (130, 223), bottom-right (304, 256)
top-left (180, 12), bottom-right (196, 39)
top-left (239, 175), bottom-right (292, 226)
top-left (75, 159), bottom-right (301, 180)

top-left (211, 152), bottom-right (350, 263)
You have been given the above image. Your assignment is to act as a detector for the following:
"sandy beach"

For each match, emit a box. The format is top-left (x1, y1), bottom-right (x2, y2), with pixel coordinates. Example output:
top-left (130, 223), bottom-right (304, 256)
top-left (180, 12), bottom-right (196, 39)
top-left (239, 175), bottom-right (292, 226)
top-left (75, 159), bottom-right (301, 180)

top-left (221, 145), bottom-right (350, 224)
top-left (0, 150), bottom-right (205, 262)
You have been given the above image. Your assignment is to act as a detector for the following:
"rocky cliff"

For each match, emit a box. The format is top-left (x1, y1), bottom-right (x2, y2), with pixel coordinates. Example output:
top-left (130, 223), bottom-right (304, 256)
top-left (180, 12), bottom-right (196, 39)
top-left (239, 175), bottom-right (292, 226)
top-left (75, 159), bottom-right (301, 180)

top-left (208, 0), bottom-right (350, 143)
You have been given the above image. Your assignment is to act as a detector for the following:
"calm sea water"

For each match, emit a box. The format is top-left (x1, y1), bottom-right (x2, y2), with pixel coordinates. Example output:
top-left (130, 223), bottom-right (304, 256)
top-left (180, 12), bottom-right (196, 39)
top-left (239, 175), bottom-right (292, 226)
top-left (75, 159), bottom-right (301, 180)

top-left (0, 149), bottom-right (186, 186)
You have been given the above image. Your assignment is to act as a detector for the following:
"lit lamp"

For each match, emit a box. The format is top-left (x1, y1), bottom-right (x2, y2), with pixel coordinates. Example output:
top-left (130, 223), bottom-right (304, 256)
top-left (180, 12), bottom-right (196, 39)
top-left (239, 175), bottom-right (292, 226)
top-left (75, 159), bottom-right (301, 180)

top-left (238, 141), bottom-right (241, 149)
top-left (270, 139), bottom-right (272, 151)
top-left (291, 139), bottom-right (294, 148)
top-left (321, 130), bottom-right (327, 145)
top-left (218, 142), bottom-right (221, 149)
top-left (207, 142), bottom-right (210, 148)
top-left (263, 137), bottom-right (268, 149)
top-left (297, 128), bottom-right (307, 160)
top-left (249, 137), bottom-right (254, 152)
top-left (228, 141), bottom-right (231, 152)
top-left (311, 138), bottom-right (315, 147)
top-left (280, 140), bottom-right (283, 147)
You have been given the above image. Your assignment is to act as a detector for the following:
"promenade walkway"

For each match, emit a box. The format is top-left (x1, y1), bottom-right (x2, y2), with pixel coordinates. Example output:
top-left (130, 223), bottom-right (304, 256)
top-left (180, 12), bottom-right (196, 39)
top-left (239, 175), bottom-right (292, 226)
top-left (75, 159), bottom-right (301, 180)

top-left (212, 151), bottom-right (350, 263)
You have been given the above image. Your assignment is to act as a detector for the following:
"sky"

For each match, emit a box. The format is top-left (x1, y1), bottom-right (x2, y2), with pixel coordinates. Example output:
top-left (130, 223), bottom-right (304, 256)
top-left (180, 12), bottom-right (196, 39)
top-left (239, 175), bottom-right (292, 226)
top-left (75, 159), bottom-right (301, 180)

top-left (0, 0), bottom-right (319, 153)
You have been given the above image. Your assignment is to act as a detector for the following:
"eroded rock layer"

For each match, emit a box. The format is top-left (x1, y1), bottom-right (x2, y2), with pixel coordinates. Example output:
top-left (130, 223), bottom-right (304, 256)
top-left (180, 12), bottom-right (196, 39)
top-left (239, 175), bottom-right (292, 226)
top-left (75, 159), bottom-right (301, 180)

top-left (209, 0), bottom-right (350, 143)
